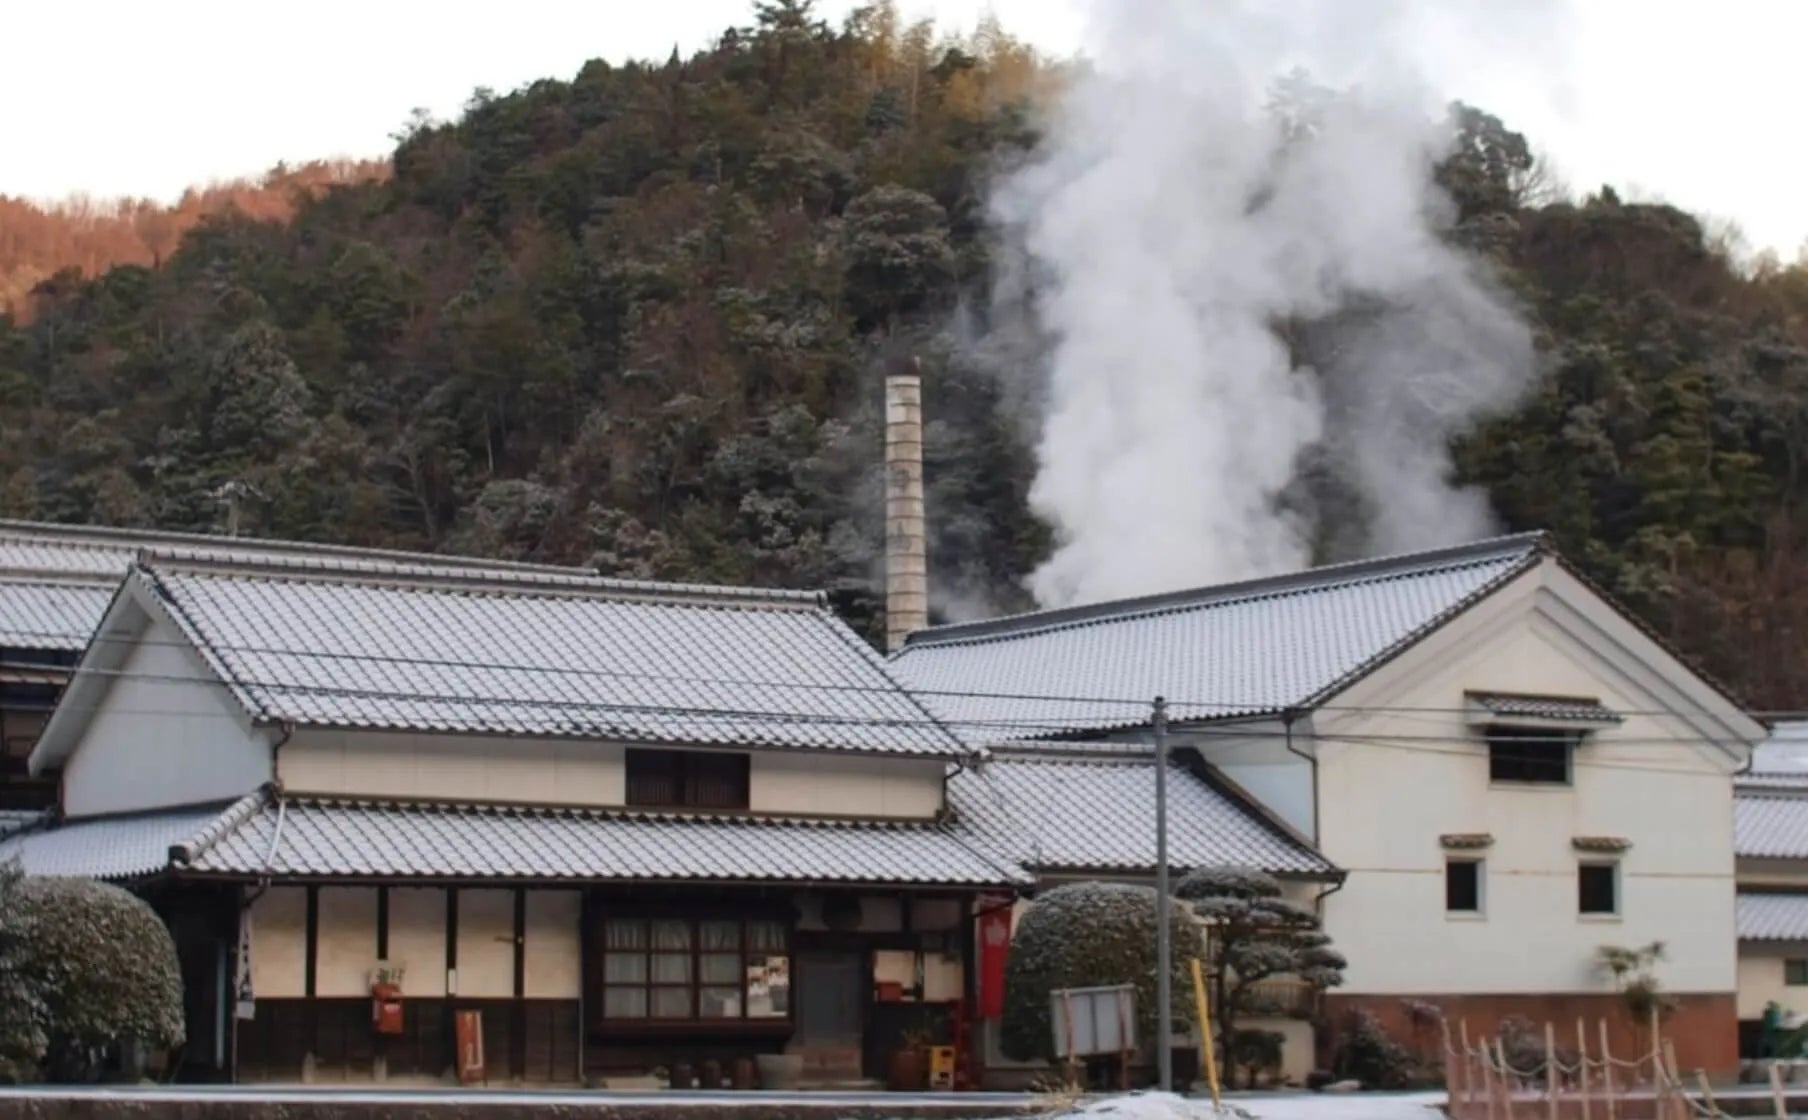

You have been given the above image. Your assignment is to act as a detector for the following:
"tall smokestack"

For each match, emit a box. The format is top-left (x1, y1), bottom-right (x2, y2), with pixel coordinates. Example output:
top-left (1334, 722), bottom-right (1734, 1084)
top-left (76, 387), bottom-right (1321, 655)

top-left (884, 361), bottom-right (928, 652)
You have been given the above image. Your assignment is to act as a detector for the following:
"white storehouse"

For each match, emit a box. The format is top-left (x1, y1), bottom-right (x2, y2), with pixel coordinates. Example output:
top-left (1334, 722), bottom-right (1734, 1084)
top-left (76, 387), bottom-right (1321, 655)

top-left (891, 532), bottom-right (1764, 1074)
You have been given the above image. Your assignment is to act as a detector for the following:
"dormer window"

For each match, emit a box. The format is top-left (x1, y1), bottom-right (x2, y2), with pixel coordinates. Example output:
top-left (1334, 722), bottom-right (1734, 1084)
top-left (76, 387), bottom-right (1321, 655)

top-left (1465, 692), bottom-right (1623, 787)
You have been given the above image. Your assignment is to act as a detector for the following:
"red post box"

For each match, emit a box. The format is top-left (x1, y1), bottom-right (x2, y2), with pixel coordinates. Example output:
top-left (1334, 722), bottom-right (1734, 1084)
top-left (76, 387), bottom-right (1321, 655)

top-left (371, 981), bottom-right (404, 1035)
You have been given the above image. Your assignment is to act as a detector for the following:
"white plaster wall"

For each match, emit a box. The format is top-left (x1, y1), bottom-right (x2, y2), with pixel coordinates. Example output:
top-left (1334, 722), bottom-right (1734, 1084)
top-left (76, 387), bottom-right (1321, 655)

top-left (1735, 947), bottom-right (1808, 1020)
top-left (61, 614), bottom-right (271, 818)
top-left (750, 753), bottom-right (944, 818)
top-left (389, 887), bottom-right (447, 998)
top-left (316, 887), bottom-right (378, 997)
top-left (524, 890), bottom-right (581, 999)
top-left (280, 731), bottom-right (947, 818)
top-left (1315, 563), bottom-right (1747, 998)
top-left (249, 886), bottom-right (307, 999)
top-left (455, 889), bottom-right (516, 998)
top-left (1178, 720), bottom-right (1315, 843)
top-left (281, 730), bottom-right (623, 806)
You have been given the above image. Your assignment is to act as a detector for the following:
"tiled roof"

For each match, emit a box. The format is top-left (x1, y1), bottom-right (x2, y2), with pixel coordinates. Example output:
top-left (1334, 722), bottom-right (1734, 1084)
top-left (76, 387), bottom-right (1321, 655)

top-left (0, 803), bottom-right (230, 878)
top-left (0, 580), bottom-right (116, 651)
top-left (1738, 893), bottom-right (1808, 941)
top-left (1741, 722), bottom-right (1808, 791)
top-left (176, 796), bottom-right (1028, 886)
top-left (0, 809), bottom-right (46, 841)
top-left (1468, 692), bottom-right (1622, 724)
top-left (890, 534), bottom-right (1545, 739)
top-left (0, 519), bottom-right (595, 652)
top-left (123, 554), bottom-right (961, 756)
top-left (1735, 792), bottom-right (1808, 859)
top-left (946, 748), bottom-right (1334, 876)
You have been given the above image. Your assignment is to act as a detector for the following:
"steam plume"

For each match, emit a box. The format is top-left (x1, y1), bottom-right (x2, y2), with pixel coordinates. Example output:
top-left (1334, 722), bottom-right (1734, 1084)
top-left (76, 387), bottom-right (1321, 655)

top-left (985, 0), bottom-right (1556, 608)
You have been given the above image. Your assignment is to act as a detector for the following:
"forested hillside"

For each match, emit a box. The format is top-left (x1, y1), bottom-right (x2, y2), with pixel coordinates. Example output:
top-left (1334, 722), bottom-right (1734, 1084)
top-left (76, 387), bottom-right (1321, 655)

top-left (3, 0), bottom-right (1808, 707)
top-left (0, 160), bottom-right (388, 317)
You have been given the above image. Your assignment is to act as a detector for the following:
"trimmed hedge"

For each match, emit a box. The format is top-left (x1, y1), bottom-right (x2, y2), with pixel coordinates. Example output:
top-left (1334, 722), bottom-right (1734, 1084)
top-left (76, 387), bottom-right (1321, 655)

top-left (999, 881), bottom-right (1204, 1062)
top-left (0, 865), bottom-right (184, 1083)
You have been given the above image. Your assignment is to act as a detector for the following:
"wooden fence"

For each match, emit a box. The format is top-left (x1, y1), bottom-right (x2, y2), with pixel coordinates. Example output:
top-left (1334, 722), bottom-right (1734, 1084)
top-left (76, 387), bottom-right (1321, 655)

top-left (1442, 1017), bottom-right (1785, 1120)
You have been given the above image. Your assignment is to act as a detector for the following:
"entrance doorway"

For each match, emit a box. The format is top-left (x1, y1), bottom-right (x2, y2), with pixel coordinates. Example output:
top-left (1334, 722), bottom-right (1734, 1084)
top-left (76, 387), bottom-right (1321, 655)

top-left (794, 951), bottom-right (864, 1082)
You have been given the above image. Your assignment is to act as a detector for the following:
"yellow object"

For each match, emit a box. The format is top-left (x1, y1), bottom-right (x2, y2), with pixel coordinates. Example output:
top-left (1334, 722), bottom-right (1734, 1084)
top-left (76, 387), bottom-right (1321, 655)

top-left (927, 1045), bottom-right (957, 1090)
top-left (1191, 958), bottom-right (1222, 1107)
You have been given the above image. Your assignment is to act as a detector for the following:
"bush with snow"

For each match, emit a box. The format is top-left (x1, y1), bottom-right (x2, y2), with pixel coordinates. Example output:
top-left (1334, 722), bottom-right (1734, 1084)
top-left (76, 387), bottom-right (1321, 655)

top-left (0, 860), bottom-right (48, 1083)
top-left (1000, 881), bottom-right (1205, 1062)
top-left (12, 876), bottom-right (185, 1082)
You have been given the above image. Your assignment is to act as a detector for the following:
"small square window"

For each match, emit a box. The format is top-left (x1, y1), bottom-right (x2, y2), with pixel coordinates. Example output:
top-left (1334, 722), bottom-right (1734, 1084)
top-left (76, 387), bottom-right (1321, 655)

top-left (1786, 960), bottom-right (1808, 986)
top-left (1446, 859), bottom-right (1482, 914)
top-left (1487, 726), bottom-right (1574, 784)
top-left (1578, 863), bottom-right (1618, 916)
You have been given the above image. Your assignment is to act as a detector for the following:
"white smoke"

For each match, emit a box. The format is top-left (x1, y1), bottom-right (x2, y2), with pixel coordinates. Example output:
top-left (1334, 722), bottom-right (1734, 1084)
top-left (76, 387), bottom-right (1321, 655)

top-left (986, 0), bottom-right (1564, 608)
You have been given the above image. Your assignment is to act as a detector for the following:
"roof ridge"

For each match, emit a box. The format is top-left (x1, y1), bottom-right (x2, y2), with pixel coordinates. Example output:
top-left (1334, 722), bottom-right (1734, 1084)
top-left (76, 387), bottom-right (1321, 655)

top-left (0, 518), bottom-right (591, 575)
top-left (136, 551), bottom-right (829, 610)
top-left (282, 796), bottom-right (954, 829)
top-left (170, 788), bottom-right (270, 866)
top-left (898, 531), bottom-right (1547, 651)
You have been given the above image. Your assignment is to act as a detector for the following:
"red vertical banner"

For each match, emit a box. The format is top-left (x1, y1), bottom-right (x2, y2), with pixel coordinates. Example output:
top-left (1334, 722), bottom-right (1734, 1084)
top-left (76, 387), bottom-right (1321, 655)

top-left (977, 905), bottom-right (1012, 1019)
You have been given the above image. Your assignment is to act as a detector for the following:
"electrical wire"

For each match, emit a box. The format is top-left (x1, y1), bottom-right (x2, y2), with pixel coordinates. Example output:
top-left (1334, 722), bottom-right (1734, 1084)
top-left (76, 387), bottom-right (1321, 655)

top-left (0, 622), bottom-right (1795, 725)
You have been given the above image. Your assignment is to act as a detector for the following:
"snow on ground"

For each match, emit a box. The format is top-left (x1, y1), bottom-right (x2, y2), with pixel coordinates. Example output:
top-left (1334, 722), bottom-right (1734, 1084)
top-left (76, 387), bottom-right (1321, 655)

top-left (1048, 1090), bottom-right (1448, 1120)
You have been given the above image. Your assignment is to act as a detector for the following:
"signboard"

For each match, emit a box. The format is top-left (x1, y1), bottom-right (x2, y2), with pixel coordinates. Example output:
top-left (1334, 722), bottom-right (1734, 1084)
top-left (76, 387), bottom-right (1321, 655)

top-left (1050, 984), bottom-right (1136, 1060)
top-left (455, 1010), bottom-right (485, 1084)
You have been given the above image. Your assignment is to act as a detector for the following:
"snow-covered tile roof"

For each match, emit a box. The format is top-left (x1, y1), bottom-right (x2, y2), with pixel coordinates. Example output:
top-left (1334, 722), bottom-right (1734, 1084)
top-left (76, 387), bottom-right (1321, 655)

top-left (0, 580), bottom-right (116, 651)
top-left (172, 796), bottom-right (1029, 886)
top-left (1738, 892), bottom-right (1808, 941)
top-left (1467, 691), bottom-right (1622, 724)
top-left (1736, 791), bottom-right (1808, 859)
top-left (1740, 722), bottom-right (1808, 791)
top-left (0, 802), bottom-right (233, 878)
top-left (128, 554), bottom-right (962, 756)
top-left (889, 533), bottom-right (1546, 740)
top-left (947, 748), bottom-right (1334, 877)
top-left (0, 808), bottom-right (46, 841)
top-left (0, 519), bottom-right (597, 653)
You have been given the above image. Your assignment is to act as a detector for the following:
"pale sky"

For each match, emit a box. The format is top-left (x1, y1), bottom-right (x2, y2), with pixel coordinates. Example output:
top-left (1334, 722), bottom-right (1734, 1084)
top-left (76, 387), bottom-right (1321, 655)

top-left (5, 0), bottom-right (1805, 257)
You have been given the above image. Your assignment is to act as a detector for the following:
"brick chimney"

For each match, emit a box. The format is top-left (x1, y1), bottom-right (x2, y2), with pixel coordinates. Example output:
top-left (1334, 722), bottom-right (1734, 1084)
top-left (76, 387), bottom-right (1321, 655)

top-left (884, 362), bottom-right (928, 652)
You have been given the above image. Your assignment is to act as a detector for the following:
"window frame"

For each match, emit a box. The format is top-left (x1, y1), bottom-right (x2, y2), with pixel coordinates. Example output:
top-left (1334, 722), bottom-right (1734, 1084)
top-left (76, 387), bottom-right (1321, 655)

top-left (1785, 959), bottom-right (1808, 987)
top-left (1577, 861), bottom-right (1620, 918)
top-left (1486, 725), bottom-right (1576, 786)
top-left (597, 915), bottom-right (791, 1027)
top-left (1445, 857), bottom-right (1484, 916)
top-left (624, 749), bottom-right (751, 811)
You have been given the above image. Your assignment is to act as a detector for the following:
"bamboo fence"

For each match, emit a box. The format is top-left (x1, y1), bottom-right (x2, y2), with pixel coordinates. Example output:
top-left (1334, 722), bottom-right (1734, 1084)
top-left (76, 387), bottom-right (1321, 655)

top-left (1442, 1015), bottom-right (1783, 1120)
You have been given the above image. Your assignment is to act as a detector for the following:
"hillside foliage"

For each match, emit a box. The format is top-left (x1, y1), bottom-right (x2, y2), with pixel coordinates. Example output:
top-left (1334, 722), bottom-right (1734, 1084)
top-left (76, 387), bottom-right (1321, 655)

top-left (4, 0), bottom-right (1808, 702)
top-left (1, 160), bottom-right (388, 319)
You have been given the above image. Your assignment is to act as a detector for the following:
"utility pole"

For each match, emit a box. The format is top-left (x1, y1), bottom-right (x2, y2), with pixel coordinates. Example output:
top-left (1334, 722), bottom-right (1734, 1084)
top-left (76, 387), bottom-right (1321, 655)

top-left (1153, 695), bottom-right (1172, 1093)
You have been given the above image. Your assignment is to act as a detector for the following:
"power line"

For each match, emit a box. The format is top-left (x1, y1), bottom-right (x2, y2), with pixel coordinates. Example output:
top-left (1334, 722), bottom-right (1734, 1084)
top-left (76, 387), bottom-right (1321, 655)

top-left (9, 660), bottom-right (1779, 765)
top-left (0, 623), bottom-right (1790, 725)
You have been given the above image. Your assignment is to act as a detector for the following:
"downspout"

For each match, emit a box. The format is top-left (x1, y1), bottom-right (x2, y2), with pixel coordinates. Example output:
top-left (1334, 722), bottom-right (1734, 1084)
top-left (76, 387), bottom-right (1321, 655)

top-left (1281, 709), bottom-right (1319, 846)
top-left (230, 721), bottom-right (293, 1084)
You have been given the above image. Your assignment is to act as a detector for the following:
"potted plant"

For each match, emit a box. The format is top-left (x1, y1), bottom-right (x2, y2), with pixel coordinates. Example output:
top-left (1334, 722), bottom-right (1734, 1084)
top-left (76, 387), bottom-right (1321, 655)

top-left (888, 1027), bottom-right (933, 1091)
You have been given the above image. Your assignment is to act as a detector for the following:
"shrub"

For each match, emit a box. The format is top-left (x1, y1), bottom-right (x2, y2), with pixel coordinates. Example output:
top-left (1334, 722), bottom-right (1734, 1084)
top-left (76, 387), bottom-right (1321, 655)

top-left (999, 881), bottom-right (1206, 1062)
top-left (1229, 1028), bottom-right (1286, 1088)
top-left (1332, 1008), bottom-right (1420, 1089)
top-left (15, 877), bottom-right (185, 1082)
top-left (0, 860), bottom-right (48, 1083)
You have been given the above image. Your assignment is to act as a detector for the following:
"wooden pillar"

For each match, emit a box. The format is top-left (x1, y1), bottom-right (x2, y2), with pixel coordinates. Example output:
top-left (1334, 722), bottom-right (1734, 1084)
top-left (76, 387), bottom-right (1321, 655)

top-left (303, 886), bottom-right (320, 1082)
top-left (512, 887), bottom-right (527, 1082)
